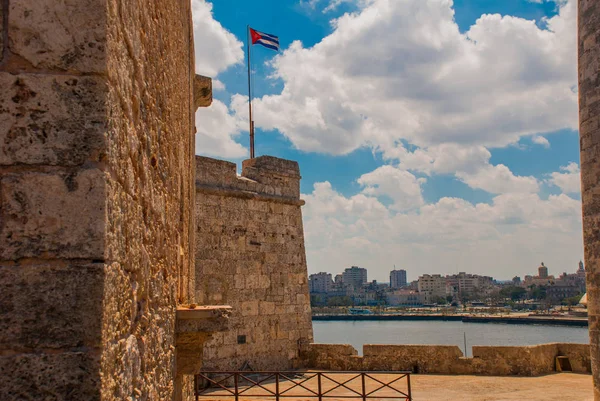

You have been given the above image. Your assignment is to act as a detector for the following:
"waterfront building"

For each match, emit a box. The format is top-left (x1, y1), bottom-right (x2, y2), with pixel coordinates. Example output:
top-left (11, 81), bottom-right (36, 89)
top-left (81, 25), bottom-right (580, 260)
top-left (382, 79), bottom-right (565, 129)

top-left (445, 272), bottom-right (494, 298)
top-left (390, 269), bottom-right (407, 288)
top-left (523, 262), bottom-right (555, 287)
top-left (309, 272), bottom-right (333, 293)
top-left (417, 274), bottom-right (447, 303)
top-left (342, 266), bottom-right (368, 289)
top-left (386, 289), bottom-right (424, 306)
top-left (578, 260), bottom-right (586, 280)
top-left (538, 262), bottom-right (549, 279)
top-left (546, 281), bottom-right (581, 302)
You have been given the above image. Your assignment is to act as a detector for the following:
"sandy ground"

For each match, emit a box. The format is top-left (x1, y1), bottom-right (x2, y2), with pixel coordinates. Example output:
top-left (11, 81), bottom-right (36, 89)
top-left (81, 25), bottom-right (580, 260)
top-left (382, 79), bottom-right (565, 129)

top-left (195, 372), bottom-right (593, 401)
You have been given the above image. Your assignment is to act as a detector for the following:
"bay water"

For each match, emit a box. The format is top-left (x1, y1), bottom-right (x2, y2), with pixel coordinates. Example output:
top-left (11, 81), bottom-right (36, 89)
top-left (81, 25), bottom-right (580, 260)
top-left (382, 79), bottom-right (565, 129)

top-left (313, 320), bottom-right (589, 357)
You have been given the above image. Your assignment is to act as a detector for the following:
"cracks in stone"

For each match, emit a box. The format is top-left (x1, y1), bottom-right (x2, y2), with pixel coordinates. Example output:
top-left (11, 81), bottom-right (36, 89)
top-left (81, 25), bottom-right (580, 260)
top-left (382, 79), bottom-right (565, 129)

top-left (1, 0), bottom-right (8, 67)
top-left (0, 346), bottom-right (101, 356)
top-left (0, 161), bottom-right (105, 174)
top-left (0, 257), bottom-right (106, 267)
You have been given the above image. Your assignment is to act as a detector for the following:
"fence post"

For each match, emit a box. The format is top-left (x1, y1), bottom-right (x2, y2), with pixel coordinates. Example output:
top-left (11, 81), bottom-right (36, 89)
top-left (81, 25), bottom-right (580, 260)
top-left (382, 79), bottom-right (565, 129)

top-left (318, 373), bottom-right (322, 401)
top-left (361, 372), bottom-right (366, 401)
top-left (276, 373), bottom-right (280, 401)
top-left (234, 373), bottom-right (239, 401)
top-left (407, 374), bottom-right (412, 401)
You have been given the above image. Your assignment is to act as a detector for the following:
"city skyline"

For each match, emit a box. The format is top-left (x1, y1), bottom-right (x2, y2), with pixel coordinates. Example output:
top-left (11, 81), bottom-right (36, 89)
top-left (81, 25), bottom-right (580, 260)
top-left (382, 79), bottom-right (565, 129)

top-left (310, 260), bottom-right (584, 284)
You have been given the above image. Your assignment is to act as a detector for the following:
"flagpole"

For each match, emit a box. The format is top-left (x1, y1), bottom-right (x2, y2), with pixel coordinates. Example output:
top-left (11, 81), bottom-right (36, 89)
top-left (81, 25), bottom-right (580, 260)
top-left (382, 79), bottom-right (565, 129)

top-left (247, 25), bottom-right (255, 159)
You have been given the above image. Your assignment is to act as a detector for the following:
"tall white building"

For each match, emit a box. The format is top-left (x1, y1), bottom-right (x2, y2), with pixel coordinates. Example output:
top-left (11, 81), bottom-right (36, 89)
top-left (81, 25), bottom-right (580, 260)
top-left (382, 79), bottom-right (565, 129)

top-left (417, 274), bottom-right (446, 303)
top-left (309, 272), bottom-right (333, 293)
top-left (342, 266), bottom-right (368, 288)
top-left (390, 269), bottom-right (407, 288)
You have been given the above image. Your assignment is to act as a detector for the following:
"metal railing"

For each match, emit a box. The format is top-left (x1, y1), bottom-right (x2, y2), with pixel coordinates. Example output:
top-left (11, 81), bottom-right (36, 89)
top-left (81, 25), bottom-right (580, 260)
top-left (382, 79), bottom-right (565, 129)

top-left (194, 371), bottom-right (412, 400)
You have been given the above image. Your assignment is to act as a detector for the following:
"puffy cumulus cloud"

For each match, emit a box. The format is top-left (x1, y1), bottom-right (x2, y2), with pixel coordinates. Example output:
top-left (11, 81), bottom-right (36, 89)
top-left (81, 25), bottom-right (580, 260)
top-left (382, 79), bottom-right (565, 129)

top-left (532, 135), bottom-right (551, 148)
top-left (386, 143), bottom-right (539, 194)
top-left (234, 0), bottom-right (576, 156)
top-left (195, 99), bottom-right (247, 158)
top-left (456, 164), bottom-right (540, 194)
top-left (357, 166), bottom-right (426, 211)
top-left (303, 181), bottom-right (583, 281)
top-left (385, 144), bottom-right (491, 175)
top-left (192, 0), bottom-right (244, 77)
top-left (549, 162), bottom-right (580, 194)
top-left (192, 0), bottom-right (246, 157)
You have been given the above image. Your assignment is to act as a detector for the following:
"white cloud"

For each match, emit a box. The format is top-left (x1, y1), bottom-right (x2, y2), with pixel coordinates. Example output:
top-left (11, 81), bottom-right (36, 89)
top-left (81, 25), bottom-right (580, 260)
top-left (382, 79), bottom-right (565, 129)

top-left (192, 0), bottom-right (244, 77)
top-left (456, 164), bottom-right (540, 194)
top-left (385, 143), bottom-right (539, 194)
top-left (212, 79), bottom-right (226, 91)
top-left (195, 99), bottom-right (247, 158)
top-left (192, 0), bottom-right (246, 157)
top-left (549, 162), bottom-right (580, 194)
top-left (303, 181), bottom-right (583, 281)
top-left (234, 0), bottom-right (576, 157)
top-left (357, 166), bottom-right (426, 211)
top-left (532, 135), bottom-right (551, 148)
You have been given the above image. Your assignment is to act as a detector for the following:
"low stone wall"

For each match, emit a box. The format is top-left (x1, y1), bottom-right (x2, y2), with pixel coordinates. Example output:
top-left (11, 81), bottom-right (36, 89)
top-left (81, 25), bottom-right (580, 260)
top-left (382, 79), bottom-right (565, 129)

top-left (303, 343), bottom-right (592, 376)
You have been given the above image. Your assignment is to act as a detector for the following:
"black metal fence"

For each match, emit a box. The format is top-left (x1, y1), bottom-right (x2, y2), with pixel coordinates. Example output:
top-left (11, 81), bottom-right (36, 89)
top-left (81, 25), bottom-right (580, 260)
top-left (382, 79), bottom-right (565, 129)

top-left (194, 371), bottom-right (412, 400)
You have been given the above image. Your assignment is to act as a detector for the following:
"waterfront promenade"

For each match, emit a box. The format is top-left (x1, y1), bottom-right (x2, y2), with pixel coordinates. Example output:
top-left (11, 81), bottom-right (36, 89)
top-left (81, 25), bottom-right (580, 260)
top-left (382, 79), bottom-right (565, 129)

top-left (312, 313), bottom-right (589, 327)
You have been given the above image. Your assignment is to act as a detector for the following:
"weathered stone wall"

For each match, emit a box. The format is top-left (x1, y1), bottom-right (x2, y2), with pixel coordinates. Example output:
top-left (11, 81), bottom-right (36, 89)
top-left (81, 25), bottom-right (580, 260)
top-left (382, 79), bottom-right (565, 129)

top-left (0, 0), bottom-right (196, 399)
top-left (304, 343), bottom-right (592, 376)
top-left (195, 155), bottom-right (313, 370)
top-left (578, 0), bottom-right (600, 399)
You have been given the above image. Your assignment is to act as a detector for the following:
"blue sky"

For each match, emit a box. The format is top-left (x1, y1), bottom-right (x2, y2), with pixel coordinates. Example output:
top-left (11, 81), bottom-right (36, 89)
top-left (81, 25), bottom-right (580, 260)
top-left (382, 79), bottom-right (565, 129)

top-left (193, 0), bottom-right (582, 281)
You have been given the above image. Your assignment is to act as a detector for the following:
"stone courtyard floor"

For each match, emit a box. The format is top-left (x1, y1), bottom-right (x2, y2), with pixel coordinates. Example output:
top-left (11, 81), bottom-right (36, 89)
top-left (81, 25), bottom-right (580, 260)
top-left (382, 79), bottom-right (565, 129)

top-left (196, 372), bottom-right (592, 401)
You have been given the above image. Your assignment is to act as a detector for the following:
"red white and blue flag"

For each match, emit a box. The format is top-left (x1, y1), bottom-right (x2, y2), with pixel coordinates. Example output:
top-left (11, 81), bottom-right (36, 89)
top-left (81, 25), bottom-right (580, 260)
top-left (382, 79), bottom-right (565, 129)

top-left (250, 28), bottom-right (279, 51)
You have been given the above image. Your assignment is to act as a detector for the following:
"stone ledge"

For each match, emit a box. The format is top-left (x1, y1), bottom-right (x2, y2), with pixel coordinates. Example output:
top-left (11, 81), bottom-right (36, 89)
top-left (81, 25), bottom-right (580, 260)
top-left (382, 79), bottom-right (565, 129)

top-left (175, 305), bottom-right (232, 375)
top-left (195, 183), bottom-right (305, 206)
top-left (176, 305), bottom-right (232, 321)
top-left (194, 75), bottom-right (212, 109)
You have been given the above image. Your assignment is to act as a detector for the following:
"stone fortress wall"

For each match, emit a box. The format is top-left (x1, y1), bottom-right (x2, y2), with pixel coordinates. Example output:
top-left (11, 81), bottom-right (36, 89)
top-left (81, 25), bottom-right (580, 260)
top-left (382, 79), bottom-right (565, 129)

top-left (194, 155), bottom-right (314, 370)
top-left (304, 342), bottom-right (592, 376)
top-left (0, 0), bottom-right (197, 399)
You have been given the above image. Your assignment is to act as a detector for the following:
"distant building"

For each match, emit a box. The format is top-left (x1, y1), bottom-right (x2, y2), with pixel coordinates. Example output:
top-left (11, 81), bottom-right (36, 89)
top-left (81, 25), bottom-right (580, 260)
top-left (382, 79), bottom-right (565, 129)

top-left (578, 261), bottom-right (586, 280)
top-left (512, 276), bottom-right (521, 285)
top-left (417, 274), bottom-right (446, 303)
top-left (390, 269), bottom-right (407, 288)
top-left (386, 290), bottom-right (424, 306)
top-left (546, 281), bottom-right (580, 302)
top-left (342, 266), bottom-right (368, 289)
top-left (334, 274), bottom-right (343, 284)
top-left (538, 262), bottom-right (549, 279)
top-left (309, 272), bottom-right (333, 293)
top-left (523, 262), bottom-right (555, 287)
top-left (446, 272), bottom-right (494, 298)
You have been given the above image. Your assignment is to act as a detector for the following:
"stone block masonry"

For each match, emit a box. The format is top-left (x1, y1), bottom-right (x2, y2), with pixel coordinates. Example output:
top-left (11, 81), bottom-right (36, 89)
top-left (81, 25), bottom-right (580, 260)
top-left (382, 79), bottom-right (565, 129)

top-left (304, 343), bottom-right (592, 376)
top-left (579, 0), bottom-right (600, 399)
top-left (1, 0), bottom-right (198, 399)
top-left (195, 155), bottom-right (314, 371)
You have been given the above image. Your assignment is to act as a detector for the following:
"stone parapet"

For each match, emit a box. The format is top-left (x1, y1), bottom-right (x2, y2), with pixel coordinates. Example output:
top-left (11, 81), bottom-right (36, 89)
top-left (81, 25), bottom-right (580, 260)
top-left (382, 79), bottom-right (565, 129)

top-left (302, 342), bottom-right (592, 376)
top-left (196, 156), bottom-right (302, 201)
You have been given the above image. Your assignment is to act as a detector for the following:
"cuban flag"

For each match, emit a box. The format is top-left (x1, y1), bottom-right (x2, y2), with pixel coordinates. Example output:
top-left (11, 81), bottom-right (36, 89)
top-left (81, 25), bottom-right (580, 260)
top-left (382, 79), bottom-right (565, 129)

top-left (250, 28), bottom-right (279, 51)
